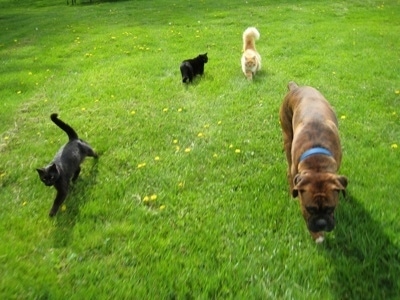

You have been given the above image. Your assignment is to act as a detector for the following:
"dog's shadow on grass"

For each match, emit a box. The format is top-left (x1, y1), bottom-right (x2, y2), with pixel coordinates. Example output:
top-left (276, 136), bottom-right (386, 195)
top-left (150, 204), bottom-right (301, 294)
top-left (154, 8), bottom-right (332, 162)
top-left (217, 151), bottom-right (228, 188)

top-left (52, 158), bottom-right (99, 248)
top-left (324, 193), bottom-right (400, 299)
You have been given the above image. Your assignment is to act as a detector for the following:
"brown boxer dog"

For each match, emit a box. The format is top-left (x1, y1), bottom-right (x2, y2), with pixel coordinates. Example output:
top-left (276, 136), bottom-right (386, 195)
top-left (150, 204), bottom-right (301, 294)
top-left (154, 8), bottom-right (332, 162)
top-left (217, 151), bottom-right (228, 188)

top-left (279, 81), bottom-right (347, 243)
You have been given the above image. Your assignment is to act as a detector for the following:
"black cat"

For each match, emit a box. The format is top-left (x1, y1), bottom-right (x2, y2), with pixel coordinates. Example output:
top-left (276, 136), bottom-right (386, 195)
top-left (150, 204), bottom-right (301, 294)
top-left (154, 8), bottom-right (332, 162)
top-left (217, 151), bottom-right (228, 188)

top-left (36, 113), bottom-right (98, 217)
top-left (180, 53), bottom-right (208, 83)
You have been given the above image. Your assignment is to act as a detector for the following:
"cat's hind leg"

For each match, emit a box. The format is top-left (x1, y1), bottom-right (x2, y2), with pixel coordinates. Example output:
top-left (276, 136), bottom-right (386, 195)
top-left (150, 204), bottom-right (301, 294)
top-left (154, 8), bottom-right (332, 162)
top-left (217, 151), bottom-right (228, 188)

top-left (79, 141), bottom-right (98, 158)
top-left (72, 167), bottom-right (81, 182)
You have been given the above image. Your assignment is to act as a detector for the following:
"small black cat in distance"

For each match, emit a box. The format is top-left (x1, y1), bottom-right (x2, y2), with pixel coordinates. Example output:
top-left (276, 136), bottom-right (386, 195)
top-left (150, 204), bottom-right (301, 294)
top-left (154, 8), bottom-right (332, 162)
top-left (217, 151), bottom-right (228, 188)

top-left (180, 53), bottom-right (208, 83)
top-left (36, 113), bottom-right (98, 217)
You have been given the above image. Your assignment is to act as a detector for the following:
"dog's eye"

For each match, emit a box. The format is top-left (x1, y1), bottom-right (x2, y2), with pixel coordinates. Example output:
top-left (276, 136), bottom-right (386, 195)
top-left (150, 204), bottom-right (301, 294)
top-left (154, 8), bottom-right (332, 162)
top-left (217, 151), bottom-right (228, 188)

top-left (306, 206), bottom-right (318, 214)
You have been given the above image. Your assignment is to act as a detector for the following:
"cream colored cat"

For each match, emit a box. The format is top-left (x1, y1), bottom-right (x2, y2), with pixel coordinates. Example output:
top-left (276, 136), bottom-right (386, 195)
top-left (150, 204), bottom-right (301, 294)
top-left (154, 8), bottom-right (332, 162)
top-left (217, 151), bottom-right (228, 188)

top-left (241, 27), bottom-right (261, 80)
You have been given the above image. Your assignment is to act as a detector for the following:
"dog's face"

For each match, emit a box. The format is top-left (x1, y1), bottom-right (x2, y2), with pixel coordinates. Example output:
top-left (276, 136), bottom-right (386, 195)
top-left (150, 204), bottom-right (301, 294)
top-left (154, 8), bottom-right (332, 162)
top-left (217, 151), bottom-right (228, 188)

top-left (293, 172), bottom-right (347, 233)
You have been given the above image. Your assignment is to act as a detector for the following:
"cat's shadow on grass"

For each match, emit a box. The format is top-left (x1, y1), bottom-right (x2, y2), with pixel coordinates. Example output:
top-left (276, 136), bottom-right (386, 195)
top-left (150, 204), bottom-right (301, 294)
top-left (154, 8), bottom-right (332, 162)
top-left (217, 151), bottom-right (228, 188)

top-left (52, 158), bottom-right (99, 248)
top-left (324, 192), bottom-right (400, 299)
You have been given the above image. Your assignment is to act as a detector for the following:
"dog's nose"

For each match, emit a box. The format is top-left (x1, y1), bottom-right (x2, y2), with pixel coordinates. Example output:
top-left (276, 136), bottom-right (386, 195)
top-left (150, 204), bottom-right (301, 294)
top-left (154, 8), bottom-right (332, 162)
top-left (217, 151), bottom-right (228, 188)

top-left (315, 219), bottom-right (328, 230)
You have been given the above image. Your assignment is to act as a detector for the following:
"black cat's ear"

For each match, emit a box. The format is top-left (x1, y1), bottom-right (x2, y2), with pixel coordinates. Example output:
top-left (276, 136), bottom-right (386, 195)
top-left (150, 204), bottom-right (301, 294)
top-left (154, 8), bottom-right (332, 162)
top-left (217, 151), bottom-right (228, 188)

top-left (49, 163), bottom-right (60, 174)
top-left (36, 168), bottom-right (44, 176)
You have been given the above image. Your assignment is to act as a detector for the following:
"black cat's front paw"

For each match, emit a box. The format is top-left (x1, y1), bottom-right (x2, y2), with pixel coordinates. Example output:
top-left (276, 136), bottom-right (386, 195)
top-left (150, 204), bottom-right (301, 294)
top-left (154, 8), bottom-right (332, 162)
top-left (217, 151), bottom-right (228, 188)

top-left (49, 208), bottom-right (58, 217)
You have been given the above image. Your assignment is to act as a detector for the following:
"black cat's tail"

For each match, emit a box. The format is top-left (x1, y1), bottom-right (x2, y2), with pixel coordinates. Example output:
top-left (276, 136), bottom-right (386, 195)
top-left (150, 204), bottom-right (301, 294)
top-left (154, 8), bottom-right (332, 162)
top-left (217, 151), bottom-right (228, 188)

top-left (50, 113), bottom-right (78, 141)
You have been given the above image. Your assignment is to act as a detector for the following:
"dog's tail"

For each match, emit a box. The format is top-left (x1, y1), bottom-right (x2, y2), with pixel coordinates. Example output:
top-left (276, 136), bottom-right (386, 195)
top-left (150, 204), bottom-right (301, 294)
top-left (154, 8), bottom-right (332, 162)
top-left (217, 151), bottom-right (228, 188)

top-left (50, 113), bottom-right (79, 141)
top-left (243, 27), bottom-right (260, 52)
top-left (288, 81), bottom-right (298, 91)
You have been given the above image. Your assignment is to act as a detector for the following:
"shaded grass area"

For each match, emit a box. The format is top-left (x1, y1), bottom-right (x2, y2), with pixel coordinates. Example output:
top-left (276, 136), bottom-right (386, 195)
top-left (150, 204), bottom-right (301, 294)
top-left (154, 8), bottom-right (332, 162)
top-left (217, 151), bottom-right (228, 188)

top-left (0, 0), bottom-right (400, 298)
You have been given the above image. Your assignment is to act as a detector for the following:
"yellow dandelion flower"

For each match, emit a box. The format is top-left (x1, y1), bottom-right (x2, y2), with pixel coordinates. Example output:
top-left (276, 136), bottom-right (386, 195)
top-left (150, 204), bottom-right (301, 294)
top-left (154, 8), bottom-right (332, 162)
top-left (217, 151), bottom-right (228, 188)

top-left (184, 148), bottom-right (191, 153)
top-left (154, 156), bottom-right (160, 161)
top-left (218, 121), bottom-right (222, 125)
top-left (130, 110), bottom-right (136, 115)
top-left (143, 196), bottom-right (150, 202)
top-left (395, 90), bottom-right (400, 95)
top-left (28, 72), bottom-right (32, 75)
top-left (163, 108), bottom-right (168, 112)
top-left (159, 205), bottom-right (166, 210)
top-left (213, 153), bottom-right (218, 158)
top-left (22, 201), bottom-right (27, 206)
top-left (392, 112), bottom-right (397, 116)
top-left (17, 91), bottom-right (22, 94)
top-left (81, 107), bottom-right (86, 111)
top-left (204, 124), bottom-right (210, 128)
top-left (173, 139), bottom-right (178, 144)
top-left (178, 108), bottom-right (183, 112)
top-left (150, 194), bottom-right (157, 201)
top-left (178, 182), bottom-right (184, 188)
top-left (197, 132), bottom-right (204, 137)
top-left (235, 149), bottom-right (241, 153)
top-left (61, 205), bottom-right (67, 212)
top-left (4, 136), bottom-right (9, 140)
top-left (341, 115), bottom-right (346, 120)
top-left (391, 144), bottom-right (398, 149)
top-left (175, 146), bottom-right (180, 152)
top-left (137, 163), bottom-right (146, 168)
top-left (229, 144), bottom-right (234, 148)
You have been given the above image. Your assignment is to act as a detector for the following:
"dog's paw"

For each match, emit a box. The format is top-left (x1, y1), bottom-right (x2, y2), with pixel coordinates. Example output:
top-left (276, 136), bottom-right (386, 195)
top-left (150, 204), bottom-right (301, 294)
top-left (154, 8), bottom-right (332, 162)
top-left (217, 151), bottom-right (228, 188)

top-left (315, 236), bottom-right (324, 244)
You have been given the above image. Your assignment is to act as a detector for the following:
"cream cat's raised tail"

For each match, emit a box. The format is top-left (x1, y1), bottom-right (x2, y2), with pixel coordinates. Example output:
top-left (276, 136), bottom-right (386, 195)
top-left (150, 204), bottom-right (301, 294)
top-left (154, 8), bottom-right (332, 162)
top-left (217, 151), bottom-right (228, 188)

top-left (241, 27), bottom-right (261, 80)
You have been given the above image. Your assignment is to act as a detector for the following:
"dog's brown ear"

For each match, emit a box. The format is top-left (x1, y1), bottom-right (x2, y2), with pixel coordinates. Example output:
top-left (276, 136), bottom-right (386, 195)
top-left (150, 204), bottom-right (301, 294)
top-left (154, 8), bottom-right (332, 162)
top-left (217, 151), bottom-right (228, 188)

top-left (292, 174), bottom-right (303, 198)
top-left (288, 81), bottom-right (298, 91)
top-left (336, 175), bottom-right (348, 197)
top-left (338, 175), bottom-right (348, 189)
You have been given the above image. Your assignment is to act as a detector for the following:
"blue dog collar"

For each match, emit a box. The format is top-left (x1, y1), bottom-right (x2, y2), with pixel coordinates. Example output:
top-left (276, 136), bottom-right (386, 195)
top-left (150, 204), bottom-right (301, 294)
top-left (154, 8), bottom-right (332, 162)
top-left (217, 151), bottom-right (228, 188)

top-left (299, 147), bottom-right (333, 162)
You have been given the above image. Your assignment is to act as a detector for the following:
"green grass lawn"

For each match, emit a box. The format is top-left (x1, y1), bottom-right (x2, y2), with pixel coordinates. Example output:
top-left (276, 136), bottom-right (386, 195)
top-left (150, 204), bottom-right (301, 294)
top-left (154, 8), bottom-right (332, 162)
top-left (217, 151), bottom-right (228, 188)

top-left (1, 0), bottom-right (400, 298)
